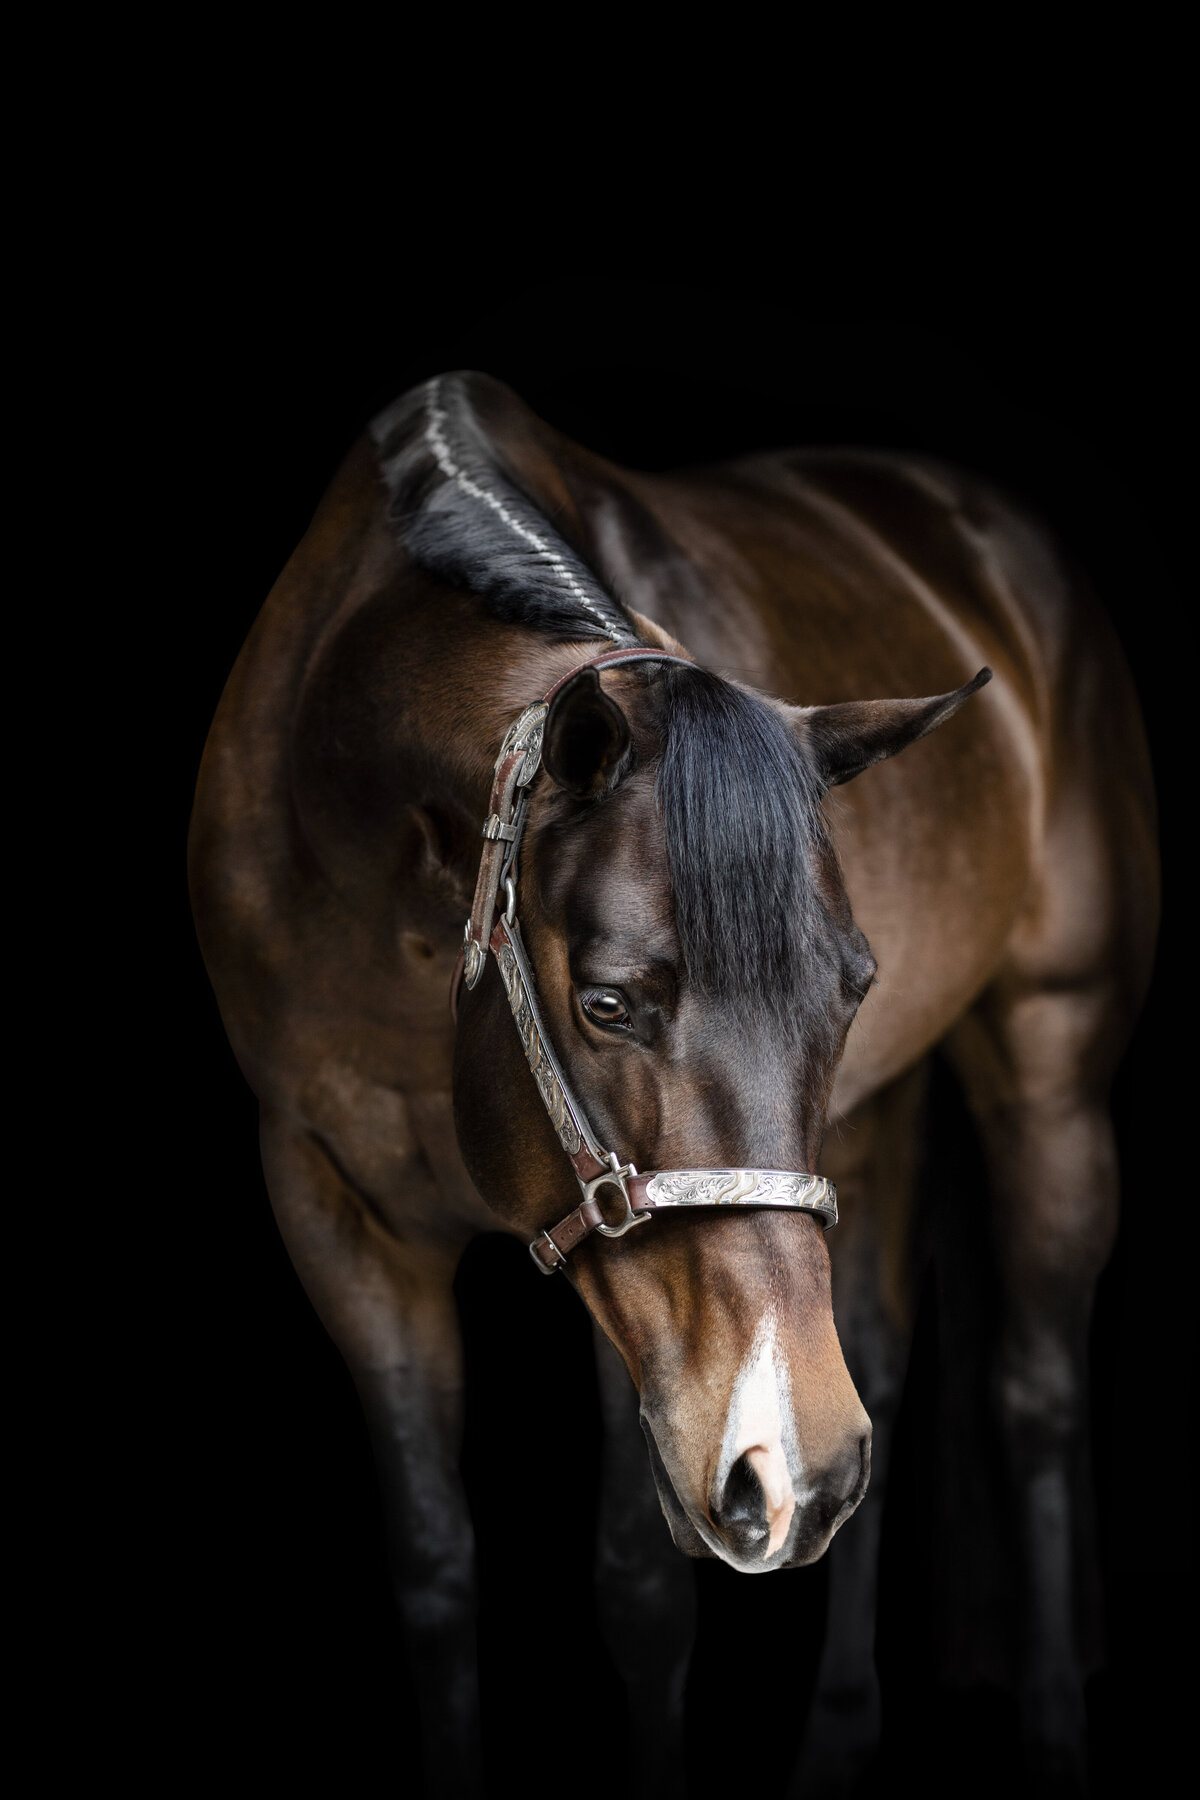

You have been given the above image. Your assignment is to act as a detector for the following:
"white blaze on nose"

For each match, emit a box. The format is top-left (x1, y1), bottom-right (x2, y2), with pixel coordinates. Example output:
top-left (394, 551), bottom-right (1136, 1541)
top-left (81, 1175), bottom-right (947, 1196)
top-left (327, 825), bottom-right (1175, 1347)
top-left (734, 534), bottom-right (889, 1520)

top-left (729, 1311), bottom-right (797, 1558)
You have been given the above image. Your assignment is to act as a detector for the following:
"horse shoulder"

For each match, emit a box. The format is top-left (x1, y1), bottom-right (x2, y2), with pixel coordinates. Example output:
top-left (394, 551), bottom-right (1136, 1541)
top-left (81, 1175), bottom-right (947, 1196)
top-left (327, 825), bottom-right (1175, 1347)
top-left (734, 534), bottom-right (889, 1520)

top-left (191, 435), bottom-right (493, 1249)
top-left (191, 437), bottom-right (396, 979)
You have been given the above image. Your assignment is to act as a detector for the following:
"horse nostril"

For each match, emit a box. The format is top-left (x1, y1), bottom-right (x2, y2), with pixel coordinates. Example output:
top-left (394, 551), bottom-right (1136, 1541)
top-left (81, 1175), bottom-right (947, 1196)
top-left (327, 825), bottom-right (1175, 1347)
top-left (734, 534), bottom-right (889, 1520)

top-left (850, 1431), bottom-right (872, 1506)
top-left (824, 1433), bottom-right (871, 1534)
top-left (713, 1452), bottom-right (769, 1556)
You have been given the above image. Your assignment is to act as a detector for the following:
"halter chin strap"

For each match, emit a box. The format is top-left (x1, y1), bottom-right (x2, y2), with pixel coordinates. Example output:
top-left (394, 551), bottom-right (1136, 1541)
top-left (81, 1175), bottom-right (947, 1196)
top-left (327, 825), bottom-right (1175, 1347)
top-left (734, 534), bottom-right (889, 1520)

top-left (460, 646), bottom-right (838, 1273)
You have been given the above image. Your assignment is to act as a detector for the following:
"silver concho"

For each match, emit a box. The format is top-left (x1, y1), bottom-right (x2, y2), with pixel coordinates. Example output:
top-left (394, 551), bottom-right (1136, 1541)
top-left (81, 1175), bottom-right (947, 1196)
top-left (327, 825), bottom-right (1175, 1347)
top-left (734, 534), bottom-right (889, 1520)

top-left (644, 1169), bottom-right (836, 1222)
top-left (499, 703), bottom-right (548, 786)
top-left (496, 943), bottom-right (581, 1156)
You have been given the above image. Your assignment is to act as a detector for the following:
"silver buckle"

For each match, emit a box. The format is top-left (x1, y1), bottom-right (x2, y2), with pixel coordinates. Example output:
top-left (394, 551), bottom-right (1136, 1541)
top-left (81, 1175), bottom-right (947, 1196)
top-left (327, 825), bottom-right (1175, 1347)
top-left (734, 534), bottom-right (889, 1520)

top-left (583, 1153), bottom-right (650, 1238)
top-left (529, 1231), bottom-right (567, 1275)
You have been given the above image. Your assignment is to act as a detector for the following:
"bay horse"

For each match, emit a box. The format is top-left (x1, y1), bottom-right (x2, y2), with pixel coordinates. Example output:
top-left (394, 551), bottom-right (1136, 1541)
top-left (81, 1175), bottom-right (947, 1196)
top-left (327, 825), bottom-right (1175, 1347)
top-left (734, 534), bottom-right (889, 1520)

top-left (189, 370), bottom-right (1157, 1795)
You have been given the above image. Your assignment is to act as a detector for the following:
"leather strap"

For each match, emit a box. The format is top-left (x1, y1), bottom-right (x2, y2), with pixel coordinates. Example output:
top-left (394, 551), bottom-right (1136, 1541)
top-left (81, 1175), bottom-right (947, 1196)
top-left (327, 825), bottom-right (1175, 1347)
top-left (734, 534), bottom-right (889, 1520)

top-left (540, 644), bottom-right (695, 704)
top-left (529, 1172), bottom-right (838, 1272)
top-left (529, 1197), bottom-right (608, 1271)
top-left (490, 914), bottom-right (610, 1181)
top-left (462, 704), bottom-right (549, 989)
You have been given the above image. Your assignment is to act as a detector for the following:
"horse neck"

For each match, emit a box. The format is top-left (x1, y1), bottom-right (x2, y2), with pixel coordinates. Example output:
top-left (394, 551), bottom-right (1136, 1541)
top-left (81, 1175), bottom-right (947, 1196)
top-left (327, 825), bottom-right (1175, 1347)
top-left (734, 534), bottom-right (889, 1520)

top-left (290, 562), bottom-right (630, 923)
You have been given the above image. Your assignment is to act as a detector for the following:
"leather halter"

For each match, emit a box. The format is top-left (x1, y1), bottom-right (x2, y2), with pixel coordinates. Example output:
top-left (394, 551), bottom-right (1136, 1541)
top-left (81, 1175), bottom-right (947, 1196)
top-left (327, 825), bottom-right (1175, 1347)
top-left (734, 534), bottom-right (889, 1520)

top-left (458, 646), bottom-right (838, 1273)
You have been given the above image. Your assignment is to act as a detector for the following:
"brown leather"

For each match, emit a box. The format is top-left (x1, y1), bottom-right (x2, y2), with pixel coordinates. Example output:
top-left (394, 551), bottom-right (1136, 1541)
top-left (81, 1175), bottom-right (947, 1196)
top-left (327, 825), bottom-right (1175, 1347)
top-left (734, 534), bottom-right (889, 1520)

top-left (487, 912), bottom-right (610, 1182)
top-left (626, 1174), bottom-right (662, 1211)
top-left (448, 946), bottom-right (465, 1023)
top-left (463, 739), bottom-right (538, 980)
top-left (529, 1196), bottom-right (606, 1271)
top-left (540, 645), bottom-right (694, 705)
top-left (570, 1146), bottom-right (611, 1183)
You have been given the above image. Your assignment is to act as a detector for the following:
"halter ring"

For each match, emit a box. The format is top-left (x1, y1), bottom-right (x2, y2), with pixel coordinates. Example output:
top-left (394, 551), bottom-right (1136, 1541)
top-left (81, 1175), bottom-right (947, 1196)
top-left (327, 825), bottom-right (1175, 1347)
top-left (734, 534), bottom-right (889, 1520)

top-left (584, 1155), bottom-right (650, 1238)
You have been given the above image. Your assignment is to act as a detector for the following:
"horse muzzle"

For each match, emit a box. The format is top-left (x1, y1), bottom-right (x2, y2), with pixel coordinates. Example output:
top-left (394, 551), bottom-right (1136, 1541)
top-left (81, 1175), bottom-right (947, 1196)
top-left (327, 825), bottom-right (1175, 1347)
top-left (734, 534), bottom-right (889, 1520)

top-left (641, 1405), bottom-right (871, 1574)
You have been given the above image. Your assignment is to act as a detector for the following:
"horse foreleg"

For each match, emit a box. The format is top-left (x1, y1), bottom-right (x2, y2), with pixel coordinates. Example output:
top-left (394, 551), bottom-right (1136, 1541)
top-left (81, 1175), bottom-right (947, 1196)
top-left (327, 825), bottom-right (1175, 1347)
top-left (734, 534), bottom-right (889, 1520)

top-left (258, 1112), bottom-right (480, 1797)
top-left (592, 1323), bottom-right (695, 1799)
top-left (791, 1062), bottom-right (927, 1799)
top-left (947, 984), bottom-right (1124, 1792)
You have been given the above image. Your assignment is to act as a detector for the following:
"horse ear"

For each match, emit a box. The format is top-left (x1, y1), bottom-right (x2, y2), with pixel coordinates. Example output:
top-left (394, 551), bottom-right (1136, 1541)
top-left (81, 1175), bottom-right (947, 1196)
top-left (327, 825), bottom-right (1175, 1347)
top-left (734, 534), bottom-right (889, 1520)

top-left (542, 669), bottom-right (632, 799)
top-left (798, 668), bottom-right (992, 788)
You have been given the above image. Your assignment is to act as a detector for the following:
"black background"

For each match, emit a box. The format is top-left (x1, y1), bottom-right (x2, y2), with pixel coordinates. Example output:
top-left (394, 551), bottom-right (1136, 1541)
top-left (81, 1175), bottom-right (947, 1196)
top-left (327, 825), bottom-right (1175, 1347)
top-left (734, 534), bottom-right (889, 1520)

top-left (151, 270), bottom-right (1190, 1798)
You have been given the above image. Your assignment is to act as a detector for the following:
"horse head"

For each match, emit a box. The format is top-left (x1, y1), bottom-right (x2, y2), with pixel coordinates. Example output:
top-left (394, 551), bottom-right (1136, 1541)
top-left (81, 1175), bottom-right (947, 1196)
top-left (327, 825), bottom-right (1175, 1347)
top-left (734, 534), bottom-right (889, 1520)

top-left (452, 649), bottom-right (987, 1572)
top-left (371, 371), bottom-right (989, 1573)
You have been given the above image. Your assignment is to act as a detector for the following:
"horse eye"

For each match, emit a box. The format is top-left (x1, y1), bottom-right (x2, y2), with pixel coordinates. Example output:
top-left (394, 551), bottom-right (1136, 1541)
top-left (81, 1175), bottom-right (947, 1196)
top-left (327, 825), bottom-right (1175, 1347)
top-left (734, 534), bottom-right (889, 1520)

top-left (580, 989), bottom-right (632, 1031)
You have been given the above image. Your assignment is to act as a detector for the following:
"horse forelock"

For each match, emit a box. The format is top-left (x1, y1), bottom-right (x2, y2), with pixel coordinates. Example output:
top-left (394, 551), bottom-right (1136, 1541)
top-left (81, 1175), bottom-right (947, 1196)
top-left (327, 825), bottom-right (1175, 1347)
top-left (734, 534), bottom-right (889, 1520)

top-left (653, 665), bottom-right (850, 1040)
top-left (371, 372), bottom-right (640, 646)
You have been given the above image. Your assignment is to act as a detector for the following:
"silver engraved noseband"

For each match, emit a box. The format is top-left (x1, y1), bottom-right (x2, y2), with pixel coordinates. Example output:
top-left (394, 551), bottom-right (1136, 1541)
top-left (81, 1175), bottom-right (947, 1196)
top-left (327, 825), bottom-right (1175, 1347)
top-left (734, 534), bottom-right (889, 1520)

top-left (459, 647), bottom-right (837, 1274)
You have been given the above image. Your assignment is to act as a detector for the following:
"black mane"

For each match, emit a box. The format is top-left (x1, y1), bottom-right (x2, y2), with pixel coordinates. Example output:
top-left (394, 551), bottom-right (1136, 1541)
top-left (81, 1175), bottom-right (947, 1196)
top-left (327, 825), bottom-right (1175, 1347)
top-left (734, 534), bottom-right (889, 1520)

top-left (370, 373), bottom-right (639, 645)
top-left (654, 665), bottom-right (850, 1038)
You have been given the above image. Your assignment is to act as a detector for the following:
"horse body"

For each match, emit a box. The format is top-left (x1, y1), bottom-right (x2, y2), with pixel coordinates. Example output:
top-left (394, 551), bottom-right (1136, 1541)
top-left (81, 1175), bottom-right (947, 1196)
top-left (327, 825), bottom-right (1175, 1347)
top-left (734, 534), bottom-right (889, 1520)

top-left (190, 374), bottom-right (1156, 1793)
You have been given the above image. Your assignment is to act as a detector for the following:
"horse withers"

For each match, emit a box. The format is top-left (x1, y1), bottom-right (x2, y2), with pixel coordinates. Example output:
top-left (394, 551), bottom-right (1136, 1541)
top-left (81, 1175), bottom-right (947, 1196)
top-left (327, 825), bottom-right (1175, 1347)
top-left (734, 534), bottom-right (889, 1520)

top-left (189, 371), bottom-right (1157, 1794)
